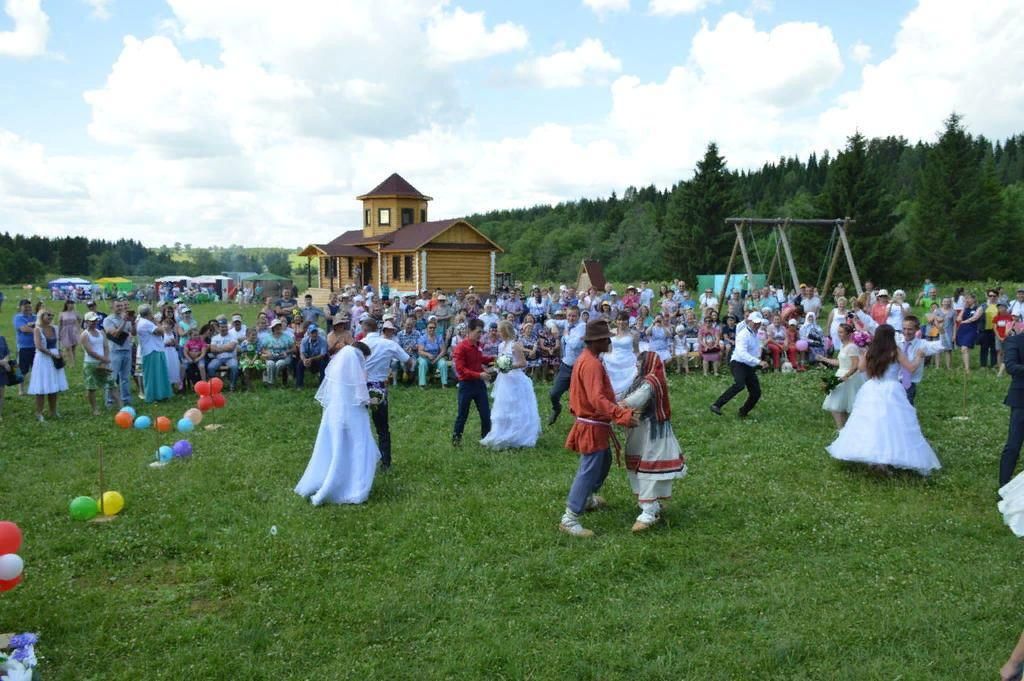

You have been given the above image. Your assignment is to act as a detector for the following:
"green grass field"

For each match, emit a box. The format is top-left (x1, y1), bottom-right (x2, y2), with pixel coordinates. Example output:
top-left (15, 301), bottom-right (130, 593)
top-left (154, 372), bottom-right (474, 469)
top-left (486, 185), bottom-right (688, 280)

top-left (0, 291), bottom-right (1020, 679)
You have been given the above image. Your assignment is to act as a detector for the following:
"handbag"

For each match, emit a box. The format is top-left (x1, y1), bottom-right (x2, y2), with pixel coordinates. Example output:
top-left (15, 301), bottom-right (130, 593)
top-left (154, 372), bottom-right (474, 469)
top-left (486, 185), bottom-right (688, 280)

top-left (52, 355), bottom-right (65, 370)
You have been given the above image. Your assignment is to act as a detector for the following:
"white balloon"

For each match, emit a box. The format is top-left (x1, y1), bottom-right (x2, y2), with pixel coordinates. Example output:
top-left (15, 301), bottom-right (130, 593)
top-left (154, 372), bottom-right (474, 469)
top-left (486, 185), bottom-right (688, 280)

top-left (0, 553), bottom-right (23, 580)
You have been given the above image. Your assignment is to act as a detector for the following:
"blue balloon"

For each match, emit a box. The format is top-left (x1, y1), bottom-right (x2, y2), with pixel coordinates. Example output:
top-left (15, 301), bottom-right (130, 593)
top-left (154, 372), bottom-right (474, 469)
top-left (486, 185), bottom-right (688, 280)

top-left (134, 415), bottom-right (152, 429)
top-left (172, 440), bottom-right (193, 458)
top-left (176, 418), bottom-right (194, 433)
top-left (158, 446), bottom-right (174, 462)
top-left (120, 406), bottom-right (136, 418)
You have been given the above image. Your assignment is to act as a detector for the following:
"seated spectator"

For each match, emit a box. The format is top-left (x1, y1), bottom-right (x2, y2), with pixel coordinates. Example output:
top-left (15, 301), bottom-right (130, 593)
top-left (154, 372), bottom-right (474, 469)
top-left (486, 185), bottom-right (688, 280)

top-left (228, 314), bottom-right (247, 342)
top-left (260, 319), bottom-right (294, 385)
top-left (394, 317), bottom-right (421, 384)
top-left (698, 313), bottom-right (723, 376)
top-left (237, 327), bottom-right (264, 389)
top-left (207, 318), bottom-right (239, 390)
top-left (784, 318), bottom-right (804, 371)
top-left (800, 312), bottom-right (827, 364)
top-left (296, 326), bottom-right (328, 388)
top-left (764, 314), bottom-right (787, 370)
top-left (481, 323), bottom-right (501, 357)
top-left (416, 320), bottom-right (449, 388)
top-left (720, 315), bottom-right (738, 363)
top-left (299, 294), bottom-right (325, 327)
top-left (326, 317), bottom-right (350, 357)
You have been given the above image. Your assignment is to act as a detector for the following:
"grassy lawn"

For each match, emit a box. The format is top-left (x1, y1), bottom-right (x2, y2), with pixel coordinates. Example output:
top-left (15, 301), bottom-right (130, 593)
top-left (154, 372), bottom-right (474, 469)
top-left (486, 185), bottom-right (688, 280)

top-left (0, 291), bottom-right (1019, 679)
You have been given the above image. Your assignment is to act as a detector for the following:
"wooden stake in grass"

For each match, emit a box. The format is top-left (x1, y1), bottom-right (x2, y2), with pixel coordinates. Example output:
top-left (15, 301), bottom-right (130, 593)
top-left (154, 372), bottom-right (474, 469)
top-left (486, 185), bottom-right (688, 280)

top-left (952, 365), bottom-right (970, 421)
top-left (92, 446), bottom-right (116, 523)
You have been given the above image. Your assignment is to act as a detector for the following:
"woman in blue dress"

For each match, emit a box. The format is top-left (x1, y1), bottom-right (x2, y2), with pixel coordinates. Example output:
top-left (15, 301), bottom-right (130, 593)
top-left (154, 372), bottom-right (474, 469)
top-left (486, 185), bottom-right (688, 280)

top-left (648, 315), bottom-right (672, 362)
top-left (955, 292), bottom-right (983, 373)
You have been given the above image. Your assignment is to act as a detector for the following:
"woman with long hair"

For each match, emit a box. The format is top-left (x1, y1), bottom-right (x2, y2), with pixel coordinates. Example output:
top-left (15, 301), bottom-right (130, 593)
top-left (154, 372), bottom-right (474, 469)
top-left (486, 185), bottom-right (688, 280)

top-left (955, 293), bottom-right (983, 373)
top-left (620, 351), bottom-right (687, 532)
top-left (28, 308), bottom-right (68, 421)
top-left (826, 324), bottom-right (940, 475)
top-left (58, 299), bottom-right (82, 367)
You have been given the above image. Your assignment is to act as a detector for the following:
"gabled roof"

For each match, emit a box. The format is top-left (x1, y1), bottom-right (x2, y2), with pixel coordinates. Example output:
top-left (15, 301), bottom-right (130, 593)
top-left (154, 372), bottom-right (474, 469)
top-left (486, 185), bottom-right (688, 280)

top-left (579, 260), bottom-right (606, 290)
top-left (381, 219), bottom-right (502, 253)
top-left (316, 229), bottom-right (381, 257)
top-left (357, 173), bottom-right (433, 201)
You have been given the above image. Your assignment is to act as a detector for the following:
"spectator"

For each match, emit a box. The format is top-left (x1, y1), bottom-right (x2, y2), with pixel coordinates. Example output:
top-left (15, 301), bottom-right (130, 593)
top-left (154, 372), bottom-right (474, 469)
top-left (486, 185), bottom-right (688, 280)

top-left (784, 318), bottom-right (803, 370)
top-left (102, 300), bottom-right (134, 406)
top-left (58, 300), bottom-right (82, 368)
top-left (955, 293), bottom-right (983, 374)
top-left (980, 288), bottom-right (1001, 369)
top-left (297, 326), bottom-right (328, 388)
top-left (434, 294), bottom-right (453, 338)
top-left (161, 316), bottom-right (182, 393)
top-left (80, 311), bottom-right (120, 415)
top-left (1010, 289), bottom-right (1024, 320)
top-left (208, 318), bottom-right (240, 390)
top-left (228, 314), bottom-right (247, 342)
top-left (800, 312), bottom-right (827, 364)
top-left (995, 302), bottom-right (1014, 377)
top-left (276, 288), bottom-right (299, 320)
top-left (415, 319), bottom-right (450, 387)
top-left (12, 299), bottom-right (36, 397)
top-left (299, 294), bottom-right (325, 327)
top-left (395, 317), bottom-right (420, 384)
top-left (182, 327), bottom-right (209, 385)
top-left (137, 305), bottom-right (171, 403)
top-left (84, 300), bottom-right (106, 329)
top-left (803, 287), bottom-right (823, 318)
top-left (765, 313), bottom-right (787, 370)
top-left (479, 302), bottom-right (500, 329)
top-left (698, 288), bottom-right (718, 311)
top-left (698, 312), bottom-right (723, 376)
top-left (326, 317), bottom-right (351, 357)
top-left (927, 298), bottom-right (955, 370)
top-left (237, 327), bottom-right (264, 390)
top-left (0, 332), bottom-right (18, 420)
top-left (261, 318), bottom-right (294, 385)
top-left (726, 291), bottom-right (743, 320)
top-left (870, 289), bottom-right (891, 327)
top-left (28, 308), bottom-right (69, 420)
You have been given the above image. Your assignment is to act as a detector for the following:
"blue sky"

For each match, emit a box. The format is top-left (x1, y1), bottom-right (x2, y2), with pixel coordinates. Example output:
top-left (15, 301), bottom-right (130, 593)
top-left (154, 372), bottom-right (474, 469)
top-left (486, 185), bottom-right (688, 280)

top-left (0, 0), bottom-right (1018, 246)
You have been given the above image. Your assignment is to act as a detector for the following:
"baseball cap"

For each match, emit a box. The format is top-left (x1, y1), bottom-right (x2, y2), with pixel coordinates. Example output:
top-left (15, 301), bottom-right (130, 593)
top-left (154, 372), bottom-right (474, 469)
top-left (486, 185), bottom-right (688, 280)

top-left (84, 311), bottom-right (99, 322)
top-left (269, 319), bottom-right (283, 328)
top-left (747, 311), bottom-right (765, 324)
top-left (788, 319), bottom-right (798, 326)
top-left (382, 320), bottom-right (397, 331)
top-left (231, 314), bottom-right (242, 321)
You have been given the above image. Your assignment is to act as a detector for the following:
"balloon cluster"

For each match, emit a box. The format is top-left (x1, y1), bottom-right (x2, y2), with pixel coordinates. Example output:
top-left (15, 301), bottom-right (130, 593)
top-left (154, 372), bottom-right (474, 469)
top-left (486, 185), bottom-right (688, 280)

top-left (0, 521), bottom-right (24, 592)
top-left (69, 492), bottom-right (125, 521)
top-left (193, 378), bottom-right (227, 411)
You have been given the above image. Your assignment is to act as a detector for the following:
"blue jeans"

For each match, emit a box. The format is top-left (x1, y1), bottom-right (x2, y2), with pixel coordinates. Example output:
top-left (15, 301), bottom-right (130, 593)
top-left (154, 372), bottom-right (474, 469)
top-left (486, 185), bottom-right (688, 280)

top-left (207, 356), bottom-right (239, 389)
top-left (549, 362), bottom-right (573, 412)
top-left (453, 378), bottom-right (490, 440)
top-left (567, 449), bottom-right (612, 514)
top-left (108, 349), bottom-right (133, 404)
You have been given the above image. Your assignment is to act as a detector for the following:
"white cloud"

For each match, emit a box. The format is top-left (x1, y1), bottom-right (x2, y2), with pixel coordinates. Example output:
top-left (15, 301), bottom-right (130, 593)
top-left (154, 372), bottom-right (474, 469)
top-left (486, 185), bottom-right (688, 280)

top-left (817, 0), bottom-right (1024, 149)
top-left (426, 6), bottom-right (528, 64)
top-left (84, 0), bottom-right (113, 20)
top-left (648, 0), bottom-right (715, 17)
top-left (515, 39), bottom-right (622, 89)
top-left (583, 0), bottom-right (629, 16)
top-left (0, 0), bottom-right (49, 58)
top-left (850, 40), bottom-right (872, 64)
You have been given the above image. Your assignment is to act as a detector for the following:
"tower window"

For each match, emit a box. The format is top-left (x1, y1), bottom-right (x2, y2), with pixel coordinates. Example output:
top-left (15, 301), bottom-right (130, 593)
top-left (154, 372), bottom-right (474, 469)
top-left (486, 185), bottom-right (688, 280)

top-left (420, 209), bottom-right (427, 222)
top-left (378, 208), bottom-right (391, 226)
top-left (401, 208), bottom-right (414, 226)
top-left (365, 209), bottom-right (370, 227)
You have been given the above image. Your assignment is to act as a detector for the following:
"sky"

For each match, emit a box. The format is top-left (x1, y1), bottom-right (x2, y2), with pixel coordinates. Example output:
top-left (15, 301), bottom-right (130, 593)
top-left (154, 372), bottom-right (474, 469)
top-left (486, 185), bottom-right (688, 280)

top-left (0, 0), bottom-right (1022, 248)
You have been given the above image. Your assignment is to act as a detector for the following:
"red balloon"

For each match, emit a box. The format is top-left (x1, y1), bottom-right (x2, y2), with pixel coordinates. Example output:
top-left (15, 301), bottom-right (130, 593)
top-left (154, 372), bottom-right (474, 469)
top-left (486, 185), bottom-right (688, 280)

top-left (155, 416), bottom-right (172, 433)
top-left (212, 393), bottom-right (226, 409)
top-left (0, 574), bottom-right (21, 592)
top-left (114, 411), bottom-right (133, 429)
top-left (197, 396), bottom-right (214, 412)
top-left (0, 521), bottom-right (22, 555)
top-left (210, 377), bottom-right (224, 394)
top-left (194, 380), bottom-right (211, 397)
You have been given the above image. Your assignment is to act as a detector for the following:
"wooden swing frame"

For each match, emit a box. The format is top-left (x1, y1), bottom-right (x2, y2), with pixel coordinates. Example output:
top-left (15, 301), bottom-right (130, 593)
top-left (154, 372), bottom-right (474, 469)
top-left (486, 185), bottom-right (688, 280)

top-left (716, 217), bottom-right (863, 317)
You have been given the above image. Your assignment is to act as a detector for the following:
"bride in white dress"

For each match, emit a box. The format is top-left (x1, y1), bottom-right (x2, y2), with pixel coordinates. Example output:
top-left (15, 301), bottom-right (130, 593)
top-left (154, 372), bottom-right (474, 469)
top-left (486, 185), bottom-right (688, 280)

top-left (827, 324), bottom-right (940, 475)
top-left (295, 342), bottom-right (381, 505)
top-left (602, 312), bottom-right (638, 398)
top-left (481, 321), bottom-right (541, 449)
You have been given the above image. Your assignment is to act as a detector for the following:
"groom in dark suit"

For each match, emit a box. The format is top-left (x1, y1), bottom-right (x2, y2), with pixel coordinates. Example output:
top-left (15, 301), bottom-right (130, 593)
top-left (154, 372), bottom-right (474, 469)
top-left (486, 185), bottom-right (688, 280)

top-left (999, 328), bottom-right (1024, 486)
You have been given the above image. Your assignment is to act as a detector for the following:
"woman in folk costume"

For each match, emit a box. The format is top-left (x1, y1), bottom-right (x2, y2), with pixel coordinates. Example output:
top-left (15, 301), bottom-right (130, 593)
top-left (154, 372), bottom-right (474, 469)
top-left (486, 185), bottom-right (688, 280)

top-left (620, 351), bottom-right (687, 532)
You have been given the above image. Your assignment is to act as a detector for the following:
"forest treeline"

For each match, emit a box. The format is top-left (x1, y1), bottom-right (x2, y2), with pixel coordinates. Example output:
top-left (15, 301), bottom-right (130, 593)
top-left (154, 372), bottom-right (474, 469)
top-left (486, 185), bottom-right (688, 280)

top-left (0, 234), bottom-right (297, 283)
top-left (469, 114), bottom-right (1024, 288)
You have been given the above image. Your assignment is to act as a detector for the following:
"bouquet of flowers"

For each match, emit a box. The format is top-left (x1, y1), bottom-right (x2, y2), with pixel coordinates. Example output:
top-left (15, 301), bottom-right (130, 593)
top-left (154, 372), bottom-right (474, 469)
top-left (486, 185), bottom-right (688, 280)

top-left (820, 374), bottom-right (842, 395)
top-left (495, 355), bottom-right (514, 373)
top-left (1, 632), bottom-right (39, 680)
top-left (851, 330), bottom-right (871, 348)
top-left (368, 387), bottom-right (385, 410)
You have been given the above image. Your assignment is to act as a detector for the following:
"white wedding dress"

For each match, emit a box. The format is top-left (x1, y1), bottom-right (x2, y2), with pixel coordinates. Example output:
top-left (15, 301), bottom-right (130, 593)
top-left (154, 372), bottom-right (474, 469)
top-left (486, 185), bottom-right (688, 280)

top-left (480, 341), bottom-right (541, 449)
top-left (295, 345), bottom-right (380, 504)
top-left (999, 472), bottom-right (1024, 537)
top-left (602, 333), bottom-right (638, 398)
top-left (826, 362), bottom-right (940, 475)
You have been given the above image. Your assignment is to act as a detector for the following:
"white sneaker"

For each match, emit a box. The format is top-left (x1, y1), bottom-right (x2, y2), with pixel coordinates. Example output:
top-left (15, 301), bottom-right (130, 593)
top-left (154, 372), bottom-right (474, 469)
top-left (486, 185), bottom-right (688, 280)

top-left (559, 511), bottom-right (594, 538)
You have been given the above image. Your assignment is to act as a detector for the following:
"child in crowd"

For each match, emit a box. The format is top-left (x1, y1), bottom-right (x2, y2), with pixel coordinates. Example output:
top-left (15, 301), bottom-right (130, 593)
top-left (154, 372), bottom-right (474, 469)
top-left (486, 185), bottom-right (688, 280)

top-left (238, 327), bottom-right (265, 390)
top-left (182, 327), bottom-right (208, 384)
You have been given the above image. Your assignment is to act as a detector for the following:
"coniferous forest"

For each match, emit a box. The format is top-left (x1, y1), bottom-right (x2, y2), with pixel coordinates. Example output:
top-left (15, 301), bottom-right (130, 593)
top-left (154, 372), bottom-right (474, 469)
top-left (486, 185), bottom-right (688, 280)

top-left (471, 114), bottom-right (1024, 287)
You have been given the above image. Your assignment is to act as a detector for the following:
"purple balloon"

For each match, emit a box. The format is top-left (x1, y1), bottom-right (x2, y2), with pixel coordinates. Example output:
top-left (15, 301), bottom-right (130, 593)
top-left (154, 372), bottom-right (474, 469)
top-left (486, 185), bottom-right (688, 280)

top-left (172, 440), bottom-right (193, 458)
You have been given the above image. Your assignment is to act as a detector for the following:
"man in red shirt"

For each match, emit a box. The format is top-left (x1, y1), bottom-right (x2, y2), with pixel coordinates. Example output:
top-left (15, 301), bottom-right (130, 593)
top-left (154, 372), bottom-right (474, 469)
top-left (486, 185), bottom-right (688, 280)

top-left (451, 318), bottom-right (495, 446)
top-left (559, 320), bottom-right (638, 537)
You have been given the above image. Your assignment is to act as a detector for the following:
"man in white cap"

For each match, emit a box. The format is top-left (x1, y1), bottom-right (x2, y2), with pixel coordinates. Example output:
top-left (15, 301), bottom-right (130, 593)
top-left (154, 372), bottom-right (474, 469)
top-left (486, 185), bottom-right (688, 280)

top-left (362, 317), bottom-right (413, 471)
top-left (479, 301), bottom-right (500, 330)
top-left (710, 311), bottom-right (768, 418)
top-left (228, 314), bottom-right (247, 343)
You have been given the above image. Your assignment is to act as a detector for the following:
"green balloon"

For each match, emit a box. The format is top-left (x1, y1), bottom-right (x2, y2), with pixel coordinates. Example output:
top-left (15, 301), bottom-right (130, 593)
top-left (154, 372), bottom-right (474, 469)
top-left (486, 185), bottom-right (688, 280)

top-left (69, 496), bottom-right (99, 521)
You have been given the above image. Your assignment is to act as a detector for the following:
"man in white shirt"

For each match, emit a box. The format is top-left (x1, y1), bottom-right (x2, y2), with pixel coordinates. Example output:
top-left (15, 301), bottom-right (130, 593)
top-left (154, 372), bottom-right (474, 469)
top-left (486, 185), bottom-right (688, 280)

top-left (478, 302), bottom-right (500, 329)
top-left (208, 317), bottom-right (240, 390)
top-left (1010, 289), bottom-right (1024, 320)
top-left (711, 311), bottom-right (767, 417)
top-left (639, 280), bottom-right (654, 309)
top-left (228, 314), bottom-right (247, 343)
top-left (362, 317), bottom-right (413, 471)
top-left (699, 288), bottom-right (719, 311)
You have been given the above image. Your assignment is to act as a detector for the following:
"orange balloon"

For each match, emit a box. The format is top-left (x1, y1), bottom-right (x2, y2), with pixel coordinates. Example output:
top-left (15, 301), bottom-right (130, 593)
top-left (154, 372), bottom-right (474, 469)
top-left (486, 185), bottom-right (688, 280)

top-left (155, 416), bottom-right (172, 433)
top-left (197, 396), bottom-right (214, 412)
top-left (114, 411), bottom-right (133, 429)
top-left (210, 377), bottom-right (224, 394)
top-left (212, 393), bottom-right (226, 409)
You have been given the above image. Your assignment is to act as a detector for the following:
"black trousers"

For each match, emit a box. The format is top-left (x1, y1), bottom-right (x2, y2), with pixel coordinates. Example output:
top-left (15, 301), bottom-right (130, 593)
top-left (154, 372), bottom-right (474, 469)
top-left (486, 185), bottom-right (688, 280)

top-left (295, 358), bottom-right (326, 387)
top-left (713, 361), bottom-right (762, 415)
top-left (980, 330), bottom-right (997, 368)
top-left (1000, 407), bottom-right (1024, 486)
top-left (549, 362), bottom-right (573, 412)
top-left (454, 379), bottom-right (491, 439)
top-left (371, 398), bottom-right (392, 467)
top-left (905, 383), bottom-right (918, 406)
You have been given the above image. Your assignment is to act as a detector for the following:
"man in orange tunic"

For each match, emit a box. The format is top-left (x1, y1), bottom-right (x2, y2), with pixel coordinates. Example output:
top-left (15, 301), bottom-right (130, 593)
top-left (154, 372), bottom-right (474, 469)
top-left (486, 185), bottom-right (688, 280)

top-left (559, 320), bottom-right (638, 537)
